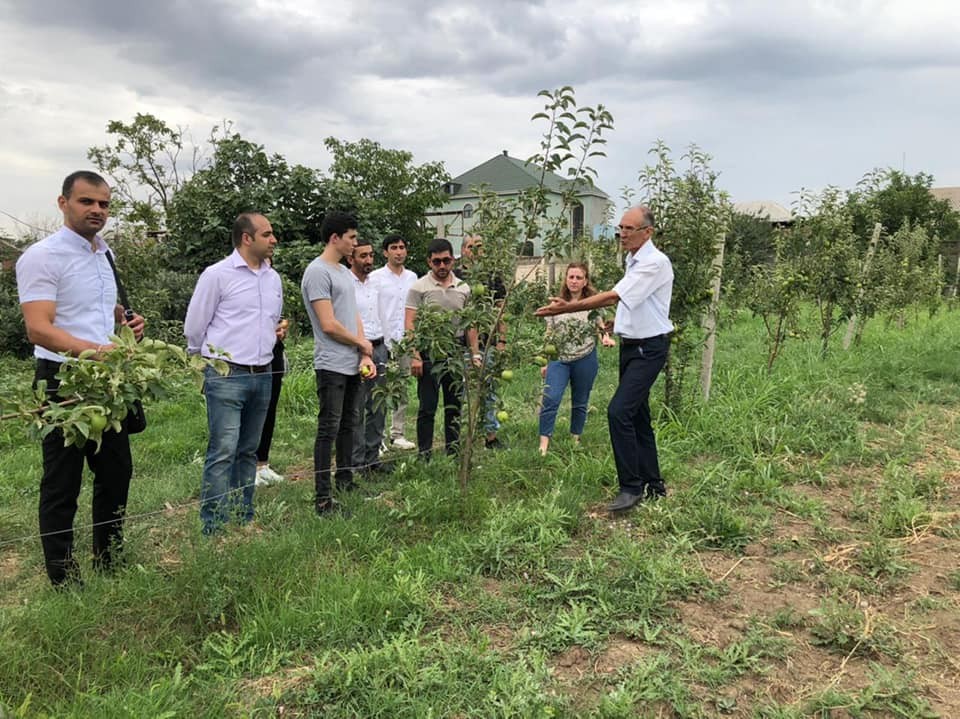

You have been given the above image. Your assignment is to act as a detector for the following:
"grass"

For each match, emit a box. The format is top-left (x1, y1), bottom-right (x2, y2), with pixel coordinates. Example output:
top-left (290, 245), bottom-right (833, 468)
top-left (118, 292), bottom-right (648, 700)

top-left (1, 307), bottom-right (959, 716)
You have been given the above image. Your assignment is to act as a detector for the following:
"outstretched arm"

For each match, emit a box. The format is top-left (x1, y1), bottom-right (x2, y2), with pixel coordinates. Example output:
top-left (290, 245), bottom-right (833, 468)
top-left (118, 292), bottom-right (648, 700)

top-left (534, 290), bottom-right (619, 317)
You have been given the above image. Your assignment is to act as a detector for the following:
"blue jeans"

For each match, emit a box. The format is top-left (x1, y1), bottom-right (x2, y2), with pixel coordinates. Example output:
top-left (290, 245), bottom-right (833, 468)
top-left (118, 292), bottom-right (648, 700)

top-left (481, 347), bottom-right (500, 434)
top-left (200, 365), bottom-right (272, 535)
top-left (538, 348), bottom-right (599, 437)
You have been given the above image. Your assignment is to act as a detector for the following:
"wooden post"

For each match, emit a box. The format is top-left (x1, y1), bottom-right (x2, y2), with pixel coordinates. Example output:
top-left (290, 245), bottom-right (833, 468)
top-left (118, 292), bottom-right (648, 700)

top-left (937, 254), bottom-right (944, 300)
top-left (700, 232), bottom-right (727, 402)
top-left (843, 222), bottom-right (882, 350)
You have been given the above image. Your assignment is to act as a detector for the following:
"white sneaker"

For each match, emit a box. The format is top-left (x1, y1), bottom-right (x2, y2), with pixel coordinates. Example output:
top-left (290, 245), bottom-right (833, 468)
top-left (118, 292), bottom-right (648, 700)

top-left (390, 437), bottom-right (416, 450)
top-left (256, 465), bottom-right (284, 486)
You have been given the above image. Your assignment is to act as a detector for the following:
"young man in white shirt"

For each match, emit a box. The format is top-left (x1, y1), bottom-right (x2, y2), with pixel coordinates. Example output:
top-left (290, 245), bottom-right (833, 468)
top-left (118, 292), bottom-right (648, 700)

top-left (369, 234), bottom-right (417, 450)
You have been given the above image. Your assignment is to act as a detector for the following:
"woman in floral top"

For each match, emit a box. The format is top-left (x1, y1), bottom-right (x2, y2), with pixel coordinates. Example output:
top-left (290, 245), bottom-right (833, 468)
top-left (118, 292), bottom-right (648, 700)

top-left (538, 263), bottom-right (615, 455)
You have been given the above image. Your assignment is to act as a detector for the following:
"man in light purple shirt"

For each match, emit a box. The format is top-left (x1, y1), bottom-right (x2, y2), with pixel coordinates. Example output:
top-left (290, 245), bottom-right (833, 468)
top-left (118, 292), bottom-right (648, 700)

top-left (184, 212), bottom-right (284, 535)
top-left (16, 170), bottom-right (145, 587)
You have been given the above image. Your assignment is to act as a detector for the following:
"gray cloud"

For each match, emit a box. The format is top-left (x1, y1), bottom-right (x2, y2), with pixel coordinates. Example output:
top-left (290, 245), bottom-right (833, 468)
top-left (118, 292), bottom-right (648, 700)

top-left (1, 0), bottom-right (959, 233)
top-left (7, 0), bottom-right (958, 105)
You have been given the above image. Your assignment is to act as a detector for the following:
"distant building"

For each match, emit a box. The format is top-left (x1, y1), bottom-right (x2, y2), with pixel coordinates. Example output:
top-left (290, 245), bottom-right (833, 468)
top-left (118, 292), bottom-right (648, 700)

top-left (931, 187), bottom-right (960, 212)
top-left (426, 151), bottom-right (611, 255)
top-left (732, 200), bottom-right (793, 226)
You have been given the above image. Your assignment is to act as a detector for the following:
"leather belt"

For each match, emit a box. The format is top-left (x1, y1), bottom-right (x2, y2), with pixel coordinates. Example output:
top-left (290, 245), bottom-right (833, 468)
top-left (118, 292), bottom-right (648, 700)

top-left (224, 361), bottom-right (271, 374)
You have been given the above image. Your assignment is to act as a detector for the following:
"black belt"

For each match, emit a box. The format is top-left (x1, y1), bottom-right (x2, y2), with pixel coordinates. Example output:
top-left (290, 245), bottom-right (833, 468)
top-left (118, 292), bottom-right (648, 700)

top-left (620, 334), bottom-right (666, 347)
top-left (224, 361), bottom-right (271, 374)
top-left (370, 337), bottom-right (384, 347)
top-left (37, 358), bottom-right (63, 369)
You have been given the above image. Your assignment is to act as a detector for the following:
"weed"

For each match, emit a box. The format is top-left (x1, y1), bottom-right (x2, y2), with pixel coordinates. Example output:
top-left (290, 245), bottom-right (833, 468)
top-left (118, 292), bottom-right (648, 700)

top-left (808, 596), bottom-right (900, 658)
top-left (947, 569), bottom-right (960, 591)
top-left (854, 534), bottom-right (912, 584)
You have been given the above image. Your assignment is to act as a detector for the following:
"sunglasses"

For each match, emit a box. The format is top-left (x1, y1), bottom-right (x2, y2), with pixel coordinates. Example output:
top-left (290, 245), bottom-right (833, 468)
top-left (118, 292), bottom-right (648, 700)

top-left (430, 257), bottom-right (454, 266)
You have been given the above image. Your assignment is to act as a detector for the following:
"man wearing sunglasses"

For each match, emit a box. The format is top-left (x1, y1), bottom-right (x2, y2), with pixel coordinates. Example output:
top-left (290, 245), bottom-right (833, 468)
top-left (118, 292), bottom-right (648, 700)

top-left (536, 205), bottom-right (673, 513)
top-left (405, 238), bottom-right (479, 459)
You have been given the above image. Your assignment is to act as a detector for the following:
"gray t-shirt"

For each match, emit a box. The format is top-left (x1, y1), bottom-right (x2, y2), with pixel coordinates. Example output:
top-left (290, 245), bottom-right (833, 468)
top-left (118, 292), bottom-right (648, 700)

top-left (301, 257), bottom-right (360, 374)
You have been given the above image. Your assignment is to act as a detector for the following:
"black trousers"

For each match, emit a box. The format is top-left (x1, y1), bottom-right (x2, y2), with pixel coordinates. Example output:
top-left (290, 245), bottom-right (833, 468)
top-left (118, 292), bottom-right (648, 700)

top-left (34, 359), bottom-right (133, 585)
top-left (314, 369), bottom-right (362, 500)
top-left (256, 340), bottom-right (285, 463)
top-left (416, 355), bottom-right (463, 458)
top-left (606, 335), bottom-right (669, 494)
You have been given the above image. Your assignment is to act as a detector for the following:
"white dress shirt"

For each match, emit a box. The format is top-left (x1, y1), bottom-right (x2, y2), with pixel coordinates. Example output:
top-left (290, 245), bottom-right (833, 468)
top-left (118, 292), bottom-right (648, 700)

top-left (352, 271), bottom-right (383, 341)
top-left (16, 226), bottom-right (118, 362)
top-left (613, 240), bottom-right (674, 339)
top-left (370, 265), bottom-right (416, 348)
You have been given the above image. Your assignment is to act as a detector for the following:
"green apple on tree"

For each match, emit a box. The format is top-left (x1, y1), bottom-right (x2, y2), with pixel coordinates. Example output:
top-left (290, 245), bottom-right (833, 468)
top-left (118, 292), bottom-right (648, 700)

top-left (88, 411), bottom-right (108, 432)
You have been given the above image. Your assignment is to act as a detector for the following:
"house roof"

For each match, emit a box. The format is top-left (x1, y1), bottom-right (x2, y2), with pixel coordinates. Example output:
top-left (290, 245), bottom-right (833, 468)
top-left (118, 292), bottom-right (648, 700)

top-left (447, 152), bottom-right (609, 199)
top-left (931, 187), bottom-right (960, 211)
top-left (733, 200), bottom-right (792, 223)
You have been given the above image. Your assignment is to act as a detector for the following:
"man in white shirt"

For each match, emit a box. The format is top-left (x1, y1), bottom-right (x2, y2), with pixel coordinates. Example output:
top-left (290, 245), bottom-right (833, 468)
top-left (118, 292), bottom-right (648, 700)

top-left (16, 170), bottom-right (145, 586)
top-left (348, 238), bottom-right (391, 475)
top-left (536, 205), bottom-right (673, 513)
top-left (369, 234), bottom-right (417, 450)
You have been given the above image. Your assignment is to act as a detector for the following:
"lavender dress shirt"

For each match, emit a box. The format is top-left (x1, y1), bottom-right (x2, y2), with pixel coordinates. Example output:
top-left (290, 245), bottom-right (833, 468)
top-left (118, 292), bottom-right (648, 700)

top-left (184, 250), bottom-right (283, 366)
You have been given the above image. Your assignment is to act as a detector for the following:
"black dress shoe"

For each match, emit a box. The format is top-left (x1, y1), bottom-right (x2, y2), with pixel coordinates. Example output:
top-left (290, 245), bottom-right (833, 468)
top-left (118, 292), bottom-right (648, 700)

top-left (607, 491), bottom-right (643, 512)
top-left (645, 481), bottom-right (667, 499)
top-left (315, 497), bottom-right (350, 517)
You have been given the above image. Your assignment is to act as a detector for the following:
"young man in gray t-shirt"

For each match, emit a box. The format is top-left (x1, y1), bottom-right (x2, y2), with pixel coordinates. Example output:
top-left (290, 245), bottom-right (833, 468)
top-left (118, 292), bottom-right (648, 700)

top-left (301, 212), bottom-right (376, 515)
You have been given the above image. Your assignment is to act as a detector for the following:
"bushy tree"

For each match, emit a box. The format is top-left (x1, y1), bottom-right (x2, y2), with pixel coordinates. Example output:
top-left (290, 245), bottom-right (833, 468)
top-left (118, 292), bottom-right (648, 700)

top-left (848, 169), bottom-right (960, 255)
top-left (863, 222), bottom-right (942, 331)
top-left (324, 137), bottom-right (449, 273)
top-left (637, 142), bottom-right (731, 410)
top-left (525, 87), bottom-right (614, 282)
top-left (0, 237), bottom-right (32, 357)
top-left (87, 113), bottom-right (201, 231)
top-left (743, 228), bottom-right (806, 370)
top-left (791, 188), bottom-right (861, 356)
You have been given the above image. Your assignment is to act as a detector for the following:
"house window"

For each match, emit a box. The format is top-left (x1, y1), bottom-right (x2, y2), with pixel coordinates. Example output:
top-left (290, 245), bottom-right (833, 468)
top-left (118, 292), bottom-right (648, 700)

top-left (571, 202), bottom-right (584, 238)
top-left (462, 203), bottom-right (474, 219)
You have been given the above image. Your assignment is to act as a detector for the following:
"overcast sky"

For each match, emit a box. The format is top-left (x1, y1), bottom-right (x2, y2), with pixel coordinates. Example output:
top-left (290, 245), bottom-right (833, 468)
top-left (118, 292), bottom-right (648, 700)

top-left (1, 0), bottom-right (958, 236)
